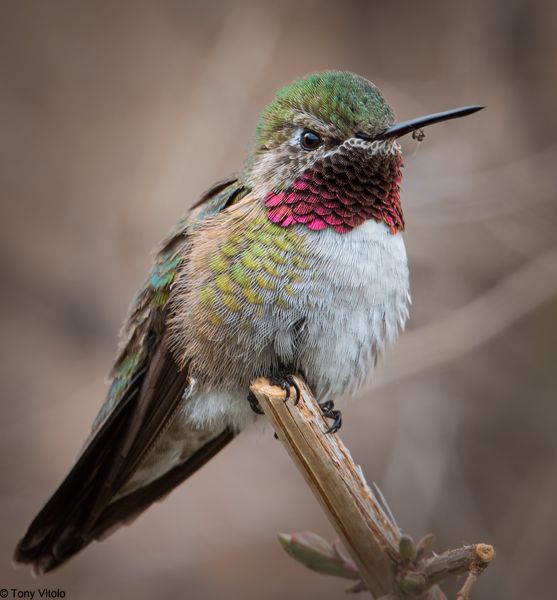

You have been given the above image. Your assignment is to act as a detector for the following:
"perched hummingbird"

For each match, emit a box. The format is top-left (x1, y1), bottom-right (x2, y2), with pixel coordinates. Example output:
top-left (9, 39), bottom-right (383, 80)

top-left (15, 71), bottom-right (482, 574)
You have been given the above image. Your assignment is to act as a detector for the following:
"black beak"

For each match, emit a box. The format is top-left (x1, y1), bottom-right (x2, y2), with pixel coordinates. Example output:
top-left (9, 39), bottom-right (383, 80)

top-left (357, 105), bottom-right (484, 141)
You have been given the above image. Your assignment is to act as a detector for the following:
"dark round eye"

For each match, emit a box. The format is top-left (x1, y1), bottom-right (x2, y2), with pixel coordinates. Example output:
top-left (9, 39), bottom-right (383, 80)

top-left (300, 129), bottom-right (322, 151)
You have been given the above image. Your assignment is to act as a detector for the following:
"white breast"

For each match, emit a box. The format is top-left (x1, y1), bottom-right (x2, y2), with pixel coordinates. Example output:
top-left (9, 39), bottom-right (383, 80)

top-left (294, 220), bottom-right (410, 401)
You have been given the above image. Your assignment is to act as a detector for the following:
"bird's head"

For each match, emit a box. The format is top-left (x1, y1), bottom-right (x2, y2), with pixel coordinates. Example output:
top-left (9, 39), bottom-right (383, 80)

top-left (243, 71), bottom-right (482, 234)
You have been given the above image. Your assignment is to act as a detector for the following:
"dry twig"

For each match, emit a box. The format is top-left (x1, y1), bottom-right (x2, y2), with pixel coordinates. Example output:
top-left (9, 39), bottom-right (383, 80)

top-left (250, 377), bottom-right (495, 598)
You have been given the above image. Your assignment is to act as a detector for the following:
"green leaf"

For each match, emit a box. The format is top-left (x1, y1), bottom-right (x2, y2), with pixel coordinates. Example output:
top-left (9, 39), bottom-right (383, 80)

top-left (277, 532), bottom-right (360, 580)
top-left (416, 533), bottom-right (436, 561)
top-left (399, 534), bottom-right (417, 563)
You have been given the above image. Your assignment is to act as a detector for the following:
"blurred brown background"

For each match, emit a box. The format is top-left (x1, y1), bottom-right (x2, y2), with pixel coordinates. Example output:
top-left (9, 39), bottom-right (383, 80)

top-left (1, 1), bottom-right (556, 599)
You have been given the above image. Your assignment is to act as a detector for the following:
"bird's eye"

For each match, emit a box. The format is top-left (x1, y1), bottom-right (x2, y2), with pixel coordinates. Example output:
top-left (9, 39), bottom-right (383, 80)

top-left (300, 130), bottom-right (322, 151)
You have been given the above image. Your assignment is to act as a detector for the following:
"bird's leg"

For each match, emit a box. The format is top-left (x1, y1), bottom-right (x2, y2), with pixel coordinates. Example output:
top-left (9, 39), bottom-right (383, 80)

top-left (246, 370), bottom-right (302, 416)
top-left (250, 371), bottom-right (341, 436)
top-left (269, 371), bottom-right (302, 405)
top-left (318, 399), bottom-right (343, 434)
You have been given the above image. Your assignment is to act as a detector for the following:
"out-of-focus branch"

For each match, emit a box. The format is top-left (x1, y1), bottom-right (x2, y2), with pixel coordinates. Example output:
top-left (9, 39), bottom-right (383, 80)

top-left (424, 543), bottom-right (495, 587)
top-left (250, 377), bottom-right (495, 598)
top-left (371, 245), bottom-right (557, 391)
top-left (408, 144), bottom-right (557, 224)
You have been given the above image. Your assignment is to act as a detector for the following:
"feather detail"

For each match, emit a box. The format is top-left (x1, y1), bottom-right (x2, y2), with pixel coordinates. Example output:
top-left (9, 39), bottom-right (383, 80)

top-left (263, 141), bottom-right (404, 235)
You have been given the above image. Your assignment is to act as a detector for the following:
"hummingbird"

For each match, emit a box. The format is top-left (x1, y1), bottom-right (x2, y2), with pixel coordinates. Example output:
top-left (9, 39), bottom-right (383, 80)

top-left (14, 71), bottom-right (482, 574)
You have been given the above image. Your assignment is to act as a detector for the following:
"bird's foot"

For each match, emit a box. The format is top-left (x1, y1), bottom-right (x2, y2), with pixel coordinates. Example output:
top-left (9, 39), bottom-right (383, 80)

top-left (247, 372), bottom-right (302, 417)
top-left (318, 399), bottom-right (343, 434)
top-left (247, 390), bottom-right (264, 415)
top-left (269, 372), bottom-right (302, 405)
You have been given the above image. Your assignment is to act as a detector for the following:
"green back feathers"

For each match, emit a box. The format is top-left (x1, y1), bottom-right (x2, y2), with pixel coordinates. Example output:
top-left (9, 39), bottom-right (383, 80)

top-left (94, 179), bottom-right (246, 433)
top-left (256, 71), bottom-right (394, 149)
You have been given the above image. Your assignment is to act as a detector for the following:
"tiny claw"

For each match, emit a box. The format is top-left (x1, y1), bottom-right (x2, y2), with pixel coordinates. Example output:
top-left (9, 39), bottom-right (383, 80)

top-left (270, 373), bottom-right (301, 404)
top-left (290, 378), bottom-right (301, 405)
top-left (282, 381), bottom-right (291, 402)
top-left (319, 398), bottom-right (343, 433)
top-left (247, 391), bottom-right (264, 415)
top-left (326, 410), bottom-right (342, 434)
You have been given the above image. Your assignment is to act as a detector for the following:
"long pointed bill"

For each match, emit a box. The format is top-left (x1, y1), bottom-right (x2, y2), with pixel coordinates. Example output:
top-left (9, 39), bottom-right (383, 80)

top-left (376, 105), bottom-right (484, 140)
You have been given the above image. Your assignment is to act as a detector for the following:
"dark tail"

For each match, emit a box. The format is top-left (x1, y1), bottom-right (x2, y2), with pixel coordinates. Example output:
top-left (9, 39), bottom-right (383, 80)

top-left (14, 344), bottom-right (234, 574)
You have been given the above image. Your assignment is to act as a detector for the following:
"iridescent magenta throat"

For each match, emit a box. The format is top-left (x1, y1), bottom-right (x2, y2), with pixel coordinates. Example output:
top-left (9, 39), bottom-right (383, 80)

top-left (264, 150), bottom-right (404, 234)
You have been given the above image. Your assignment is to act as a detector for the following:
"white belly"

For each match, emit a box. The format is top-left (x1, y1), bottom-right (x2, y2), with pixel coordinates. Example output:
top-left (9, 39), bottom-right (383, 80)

top-left (294, 220), bottom-right (410, 400)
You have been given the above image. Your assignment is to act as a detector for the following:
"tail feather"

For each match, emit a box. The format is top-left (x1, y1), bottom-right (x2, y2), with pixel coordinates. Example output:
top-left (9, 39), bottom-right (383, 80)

top-left (14, 340), bottom-right (234, 574)
top-left (14, 427), bottom-right (234, 573)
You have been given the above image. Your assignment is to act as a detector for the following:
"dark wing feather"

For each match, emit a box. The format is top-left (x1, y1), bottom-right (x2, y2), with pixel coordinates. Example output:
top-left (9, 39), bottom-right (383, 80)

top-left (91, 427), bottom-right (234, 541)
top-left (14, 177), bottom-right (247, 573)
top-left (14, 339), bottom-right (188, 573)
